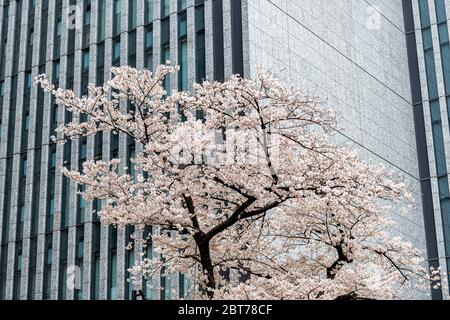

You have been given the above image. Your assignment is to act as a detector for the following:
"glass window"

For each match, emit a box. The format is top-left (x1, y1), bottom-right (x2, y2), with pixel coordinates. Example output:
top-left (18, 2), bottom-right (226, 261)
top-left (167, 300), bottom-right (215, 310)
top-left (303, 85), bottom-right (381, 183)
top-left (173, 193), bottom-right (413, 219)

top-left (80, 143), bottom-right (87, 162)
top-left (162, 0), bottom-right (170, 17)
top-left (66, 54), bottom-right (75, 89)
top-left (109, 252), bottom-right (117, 299)
top-left (18, 204), bottom-right (25, 223)
top-left (17, 253), bottom-right (22, 271)
top-left (439, 176), bottom-right (450, 199)
top-left (96, 43), bottom-right (105, 86)
top-left (441, 45), bottom-right (450, 93)
top-left (195, 5), bottom-right (205, 31)
top-left (61, 177), bottom-right (70, 228)
top-left (24, 112), bottom-right (30, 131)
top-left (179, 40), bottom-right (187, 91)
top-left (47, 247), bottom-right (52, 265)
top-left (50, 146), bottom-right (57, 168)
top-left (77, 234), bottom-right (84, 259)
top-left (98, 0), bottom-right (106, 41)
top-left (145, 0), bottom-right (153, 23)
top-left (145, 24), bottom-right (154, 70)
top-left (161, 18), bottom-right (170, 46)
top-left (29, 28), bottom-right (34, 48)
top-left (22, 157), bottom-right (27, 177)
top-left (53, 61), bottom-right (60, 83)
top-left (195, 4), bottom-right (205, 83)
top-left (84, 2), bottom-right (91, 26)
top-left (430, 100), bottom-right (447, 176)
top-left (162, 47), bottom-right (170, 91)
top-left (425, 50), bottom-right (439, 99)
top-left (419, 0), bottom-right (431, 28)
top-left (113, 38), bottom-right (121, 66)
top-left (128, 31), bottom-right (137, 67)
top-left (179, 11), bottom-right (187, 37)
top-left (93, 256), bottom-right (100, 299)
top-left (25, 72), bottom-right (32, 89)
top-left (78, 195), bottom-right (86, 223)
top-left (113, 0), bottom-right (121, 36)
top-left (44, 234), bottom-right (53, 299)
top-left (195, 33), bottom-right (205, 83)
top-left (128, 145), bottom-right (136, 179)
top-left (48, 196), bottom-right (55, 217)
top-left (179, 0), bottom-right (187, 11)
top-left (55, 18), bottom-right (62, 37)
top-left (129, 0), bottom-right (137, 29)
top-left (439, 24), bottom-right (449, 46)
top-left (422, 27), bottom-right (433, 50)
top-left (52, 104), bottom-right (58, 129)
top-left (82, 51), bottom-right (90, 71)
top-left (435, 0), bottom-right (447, 24)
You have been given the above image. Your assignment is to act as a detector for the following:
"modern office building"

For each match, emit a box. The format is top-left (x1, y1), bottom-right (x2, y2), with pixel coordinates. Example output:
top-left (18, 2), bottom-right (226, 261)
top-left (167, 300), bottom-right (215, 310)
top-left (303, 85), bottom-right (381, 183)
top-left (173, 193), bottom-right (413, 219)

top-left (407, 0), bottom-right (450, 301)
top-left (0, 0), bottom-right (448, 300)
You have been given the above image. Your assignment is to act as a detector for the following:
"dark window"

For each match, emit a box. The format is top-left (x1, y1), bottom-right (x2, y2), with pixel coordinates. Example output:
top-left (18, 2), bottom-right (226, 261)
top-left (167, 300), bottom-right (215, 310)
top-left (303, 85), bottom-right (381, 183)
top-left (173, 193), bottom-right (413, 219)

top-left (129, 0), bottom-right (137, 30)
top-left (419, 0), bottom-right (450, 293)
top-left (145, 25), bottom-right (153, 70)
top-left (145, 0), bottom-right (153, 24)
top-left (162, 0), bottom-right (170, 17)
top-left (113, 0), bottom-right (121, 36)
top-left (128, 30), bottom-right (137, 68)
top-left (195, 3), bottom-right (206, 83)
top-left (97, 43), bottom-right (105, 86)
top-left (98, 0), bottom-right (106, 41)
top-left (112, 37), bottom-right (121, 66)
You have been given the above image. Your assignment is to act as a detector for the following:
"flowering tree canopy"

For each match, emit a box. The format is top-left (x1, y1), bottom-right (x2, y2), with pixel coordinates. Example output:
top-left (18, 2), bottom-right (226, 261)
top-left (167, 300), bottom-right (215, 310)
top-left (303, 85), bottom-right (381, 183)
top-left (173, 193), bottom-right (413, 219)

top-left (36, 64), bottom-right (432, 300)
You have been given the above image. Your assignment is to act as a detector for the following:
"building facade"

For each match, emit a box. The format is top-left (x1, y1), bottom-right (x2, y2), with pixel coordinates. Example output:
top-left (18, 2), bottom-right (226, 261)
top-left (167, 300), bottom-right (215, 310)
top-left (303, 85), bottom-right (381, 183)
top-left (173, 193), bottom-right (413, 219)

top-left (407, 0), bottom-right (450, 300)
top-left (0, 0), bottom-right (448, 300)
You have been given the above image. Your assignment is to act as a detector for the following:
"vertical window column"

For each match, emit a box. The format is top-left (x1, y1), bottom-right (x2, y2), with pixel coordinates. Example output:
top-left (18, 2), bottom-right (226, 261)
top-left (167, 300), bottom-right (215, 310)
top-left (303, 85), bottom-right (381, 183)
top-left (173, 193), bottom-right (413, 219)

top-left (111, 0), bottom-right (121, 67)
top-left (419, 0), bottom-right (450, 292)
top-left (178, 1), bottom-right (188, 92)
top-left (433, 0), bottom-right (450, 292)
top-left (195, 0), bottom-right (205, 83)
top-left (144, 1), bottom-right (154, 70)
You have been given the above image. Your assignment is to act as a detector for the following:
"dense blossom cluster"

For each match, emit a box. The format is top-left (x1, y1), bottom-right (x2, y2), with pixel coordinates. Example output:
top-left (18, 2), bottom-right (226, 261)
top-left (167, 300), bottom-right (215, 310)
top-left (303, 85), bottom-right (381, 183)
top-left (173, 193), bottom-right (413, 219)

top-left (36, 64), bottom-right (433, 300)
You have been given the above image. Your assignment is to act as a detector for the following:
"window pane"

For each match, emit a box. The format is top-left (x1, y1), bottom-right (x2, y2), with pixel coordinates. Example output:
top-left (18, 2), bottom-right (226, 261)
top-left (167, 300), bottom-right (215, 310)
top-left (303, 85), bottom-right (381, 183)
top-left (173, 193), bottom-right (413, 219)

top-left (162, 0), bottom-right (170, 17)
top-left (145, 25), bottom-right (153, 49)
top-left (179, 40), bottom-right (187, 91)
top-left (129, 0), bottom-right (137, 29)
top-left (179, 0), bottom-right (187, 10)
top-left (146, 0), bottom-right (153, 23)
top-left (98, 0), bottom-right (106, 40)
top-left (114, 0), bottom-right (121, 36)
top-left (419, 0), bottom-right (431, 27)
top-left (435, 0), bottom-right (448, 24)
top-left (179, 12), bottom-right (187, 37)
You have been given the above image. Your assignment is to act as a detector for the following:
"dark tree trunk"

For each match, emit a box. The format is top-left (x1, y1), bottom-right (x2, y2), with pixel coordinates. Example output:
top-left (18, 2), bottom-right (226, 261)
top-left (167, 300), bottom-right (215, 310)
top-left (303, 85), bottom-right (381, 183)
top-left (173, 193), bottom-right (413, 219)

top-left (194, 234), bottom-right (216, 299)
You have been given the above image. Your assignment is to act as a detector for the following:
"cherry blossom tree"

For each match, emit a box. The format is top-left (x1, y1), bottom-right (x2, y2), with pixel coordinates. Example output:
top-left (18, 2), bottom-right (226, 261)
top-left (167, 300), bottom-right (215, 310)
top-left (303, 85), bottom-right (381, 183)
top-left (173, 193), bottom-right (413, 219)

top-left (36, 64), bottom-right (434, 300)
